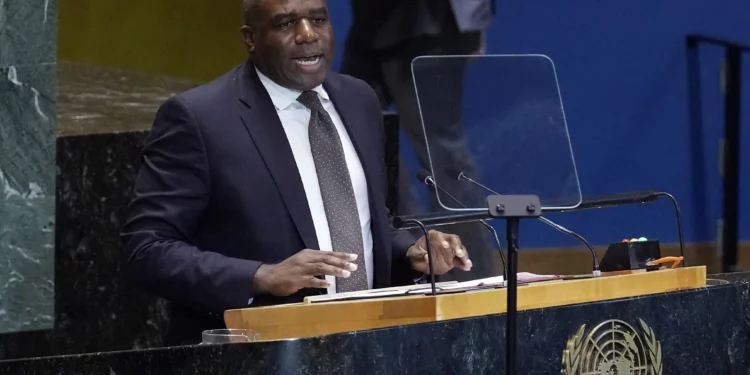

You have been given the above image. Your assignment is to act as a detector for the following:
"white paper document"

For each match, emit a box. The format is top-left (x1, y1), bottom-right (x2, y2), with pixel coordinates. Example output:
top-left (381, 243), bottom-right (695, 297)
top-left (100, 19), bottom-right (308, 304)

top-left (304, 275), bottom-right (506, 304)
top-left (408, 275), bottom-right (506, 294)
top-left (302, 272), bottom-right (582, 304)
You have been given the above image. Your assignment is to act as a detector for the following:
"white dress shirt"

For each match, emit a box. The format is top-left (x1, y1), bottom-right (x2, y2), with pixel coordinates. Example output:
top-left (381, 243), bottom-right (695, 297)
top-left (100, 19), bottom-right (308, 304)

top-left (256, 69), bottom-right (374, 294)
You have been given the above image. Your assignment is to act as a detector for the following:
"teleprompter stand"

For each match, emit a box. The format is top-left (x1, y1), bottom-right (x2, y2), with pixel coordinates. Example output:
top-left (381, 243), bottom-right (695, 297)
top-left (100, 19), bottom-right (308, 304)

top-left (488, 194), bottom-right (541, 375)
top-left (393, 193), bottom-right (541, 375)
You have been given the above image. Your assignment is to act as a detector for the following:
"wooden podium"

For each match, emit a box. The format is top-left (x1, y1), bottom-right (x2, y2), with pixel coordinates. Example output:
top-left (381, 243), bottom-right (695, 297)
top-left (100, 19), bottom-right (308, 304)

top-left (224, 266), bottom-right (706, 342)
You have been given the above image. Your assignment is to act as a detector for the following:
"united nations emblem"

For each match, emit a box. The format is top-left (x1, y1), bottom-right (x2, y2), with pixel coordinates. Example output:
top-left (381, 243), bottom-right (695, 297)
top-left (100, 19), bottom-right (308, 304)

top-left (561, 319), bottom-right (662, 375)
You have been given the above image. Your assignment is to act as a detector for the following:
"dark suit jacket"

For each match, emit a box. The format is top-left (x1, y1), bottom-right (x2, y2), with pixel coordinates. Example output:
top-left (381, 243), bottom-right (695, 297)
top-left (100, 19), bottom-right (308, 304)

top-left (121, 61), bottom-right (418, 344)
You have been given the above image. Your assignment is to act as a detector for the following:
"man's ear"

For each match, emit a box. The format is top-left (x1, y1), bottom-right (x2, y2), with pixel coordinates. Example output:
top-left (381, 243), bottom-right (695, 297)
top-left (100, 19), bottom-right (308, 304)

top-left (240, 25), bottom-right (255, 53)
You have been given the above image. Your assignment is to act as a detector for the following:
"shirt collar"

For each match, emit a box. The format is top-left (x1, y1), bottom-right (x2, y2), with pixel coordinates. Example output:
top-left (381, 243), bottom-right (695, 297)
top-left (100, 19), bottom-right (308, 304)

top-left (255, 67), bottom-right (330, 110)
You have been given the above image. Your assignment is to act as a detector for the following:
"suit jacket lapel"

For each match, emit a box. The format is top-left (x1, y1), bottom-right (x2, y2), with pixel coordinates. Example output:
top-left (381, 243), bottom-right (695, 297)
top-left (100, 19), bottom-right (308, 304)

top-left (324, 74), bottom-right (392, 287)
top-left (236, 62), bottom-right (319, 250)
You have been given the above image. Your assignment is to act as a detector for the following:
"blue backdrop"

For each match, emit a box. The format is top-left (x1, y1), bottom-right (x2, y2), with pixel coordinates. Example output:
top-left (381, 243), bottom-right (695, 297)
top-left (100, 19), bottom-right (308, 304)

top-left (328, 1), bottom-right (750, 248)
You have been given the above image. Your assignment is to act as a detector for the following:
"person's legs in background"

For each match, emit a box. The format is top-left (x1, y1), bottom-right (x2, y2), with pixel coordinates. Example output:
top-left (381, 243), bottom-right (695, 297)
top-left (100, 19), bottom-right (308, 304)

top-left (380, 34), bottom-right (502, 281)
top-left (341, 10), bottom-right (503, 281)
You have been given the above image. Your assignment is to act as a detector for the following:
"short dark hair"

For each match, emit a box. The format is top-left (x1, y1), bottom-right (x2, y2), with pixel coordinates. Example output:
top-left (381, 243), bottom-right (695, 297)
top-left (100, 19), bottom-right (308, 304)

top-left (242, 0), bottom-right (256, 25)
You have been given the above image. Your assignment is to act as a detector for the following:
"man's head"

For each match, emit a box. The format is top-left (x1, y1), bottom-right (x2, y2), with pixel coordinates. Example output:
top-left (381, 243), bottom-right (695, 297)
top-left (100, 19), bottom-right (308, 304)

top-left (241, 0), bottom-right (334, 91)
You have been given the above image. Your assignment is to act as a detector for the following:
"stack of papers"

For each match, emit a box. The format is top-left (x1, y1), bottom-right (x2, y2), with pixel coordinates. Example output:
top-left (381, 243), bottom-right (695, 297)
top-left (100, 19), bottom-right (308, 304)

top-left (517, 272), bottom-right (568, 283)
top-left (303, 273), bottom-right (586, 304)
top-left (304, 281), bottom-right (456, 304)
top-left (408, 275), bottom-right (506, 294)
top-left (305, 275), bottom-right (505, 304)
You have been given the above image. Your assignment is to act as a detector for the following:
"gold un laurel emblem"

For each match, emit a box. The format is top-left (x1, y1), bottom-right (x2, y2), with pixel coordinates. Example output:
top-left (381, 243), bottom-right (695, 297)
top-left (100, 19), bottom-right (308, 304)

top-left (562, 319), bottom-right (662, 375)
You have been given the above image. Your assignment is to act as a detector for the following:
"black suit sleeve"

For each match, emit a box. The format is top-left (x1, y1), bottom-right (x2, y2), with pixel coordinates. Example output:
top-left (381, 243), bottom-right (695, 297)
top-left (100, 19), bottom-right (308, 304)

top-left (120, 96), bottom-right (261, 314)
top-left (381, 125), bottom-right (422, 285)
top-left (357, 80), bottom-right (421, 284)
top-left (389, 214), bottom-right (423, 286)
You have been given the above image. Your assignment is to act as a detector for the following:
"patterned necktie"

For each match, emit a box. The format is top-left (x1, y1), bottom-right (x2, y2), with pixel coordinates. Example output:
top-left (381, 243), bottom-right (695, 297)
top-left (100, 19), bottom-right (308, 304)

top-left (297, 90), bottom-right (368, 293)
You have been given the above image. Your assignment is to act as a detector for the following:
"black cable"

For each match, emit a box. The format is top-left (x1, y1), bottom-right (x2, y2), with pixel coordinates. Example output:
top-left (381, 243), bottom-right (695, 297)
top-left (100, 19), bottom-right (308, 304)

top-left (484, 224), bottom-right (508, 280)
top-left (457, 173), bottom-right (601, 275)
top-left (417, 172), bottom-right (508, 279)
top-left (654, 192), bottom-right (686, 267)
top-left (400, 218), bottom-right (437, 295)
top-left (538, 216), bottom-right (600, 275)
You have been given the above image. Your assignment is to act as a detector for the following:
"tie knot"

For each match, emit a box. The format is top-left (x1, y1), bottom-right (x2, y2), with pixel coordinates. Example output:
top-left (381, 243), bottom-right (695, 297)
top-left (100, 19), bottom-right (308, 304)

top-left (297, 90), bottom-right (323, 111)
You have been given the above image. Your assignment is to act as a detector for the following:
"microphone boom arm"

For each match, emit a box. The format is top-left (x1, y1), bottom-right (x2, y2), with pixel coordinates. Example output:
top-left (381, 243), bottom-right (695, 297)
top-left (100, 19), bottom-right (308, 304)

top-left (418, 174), bottom-right (507, 280)
top-left (458, 173), bottom-right (602, 275)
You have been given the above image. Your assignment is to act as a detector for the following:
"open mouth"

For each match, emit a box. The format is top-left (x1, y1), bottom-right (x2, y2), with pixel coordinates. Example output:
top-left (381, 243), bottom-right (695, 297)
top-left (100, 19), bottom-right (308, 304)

top-left (294, 55), bottom-right (322, 66)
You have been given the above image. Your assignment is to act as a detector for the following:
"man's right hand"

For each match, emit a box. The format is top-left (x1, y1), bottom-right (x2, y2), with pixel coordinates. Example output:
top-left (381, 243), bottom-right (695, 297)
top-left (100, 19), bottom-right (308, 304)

top-left (253, 249), bottom-right (359, 296)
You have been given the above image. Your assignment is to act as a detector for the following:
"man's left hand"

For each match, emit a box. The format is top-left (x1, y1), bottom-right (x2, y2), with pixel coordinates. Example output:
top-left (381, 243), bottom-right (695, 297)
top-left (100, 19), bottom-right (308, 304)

top-left (406, 230), bottom-right (473, 275)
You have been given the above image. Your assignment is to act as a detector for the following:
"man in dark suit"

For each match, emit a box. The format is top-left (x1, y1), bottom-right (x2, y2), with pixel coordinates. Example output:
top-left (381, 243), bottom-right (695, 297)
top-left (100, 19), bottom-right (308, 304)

top-left (121, 0), bottom-right (474, 345)
top-left (341, 0), bottom-right (500, 281)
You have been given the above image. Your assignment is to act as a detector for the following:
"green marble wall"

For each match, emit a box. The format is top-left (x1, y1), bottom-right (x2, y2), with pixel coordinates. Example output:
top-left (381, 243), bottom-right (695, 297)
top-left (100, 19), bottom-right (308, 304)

top-left (0, 0), bottom-right (57, 333)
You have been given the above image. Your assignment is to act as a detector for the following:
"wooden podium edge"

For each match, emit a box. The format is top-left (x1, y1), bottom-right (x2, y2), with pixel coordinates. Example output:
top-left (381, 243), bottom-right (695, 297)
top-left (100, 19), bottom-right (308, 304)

top-left (224, 266), bottom-right (706, 342)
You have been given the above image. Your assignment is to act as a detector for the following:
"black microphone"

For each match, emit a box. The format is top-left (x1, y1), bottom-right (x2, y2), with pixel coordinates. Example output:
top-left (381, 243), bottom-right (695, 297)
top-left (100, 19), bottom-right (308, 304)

top-left (454, 171), bottom-right (601, 276)
top-left (416, 170), bottom-right (507, 279)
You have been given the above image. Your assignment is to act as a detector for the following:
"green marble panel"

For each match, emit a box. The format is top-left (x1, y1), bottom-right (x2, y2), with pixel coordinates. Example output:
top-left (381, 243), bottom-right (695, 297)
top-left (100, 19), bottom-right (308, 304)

top-left (0, 63), bottom-right (56, 332)
top-left (0, 0), bottom-right (57, 66)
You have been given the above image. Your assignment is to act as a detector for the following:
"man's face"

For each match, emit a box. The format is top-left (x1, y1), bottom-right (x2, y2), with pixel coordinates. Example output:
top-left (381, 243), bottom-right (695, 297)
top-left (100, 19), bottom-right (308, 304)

top-left (242, 0), bottom-right (334, 91)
